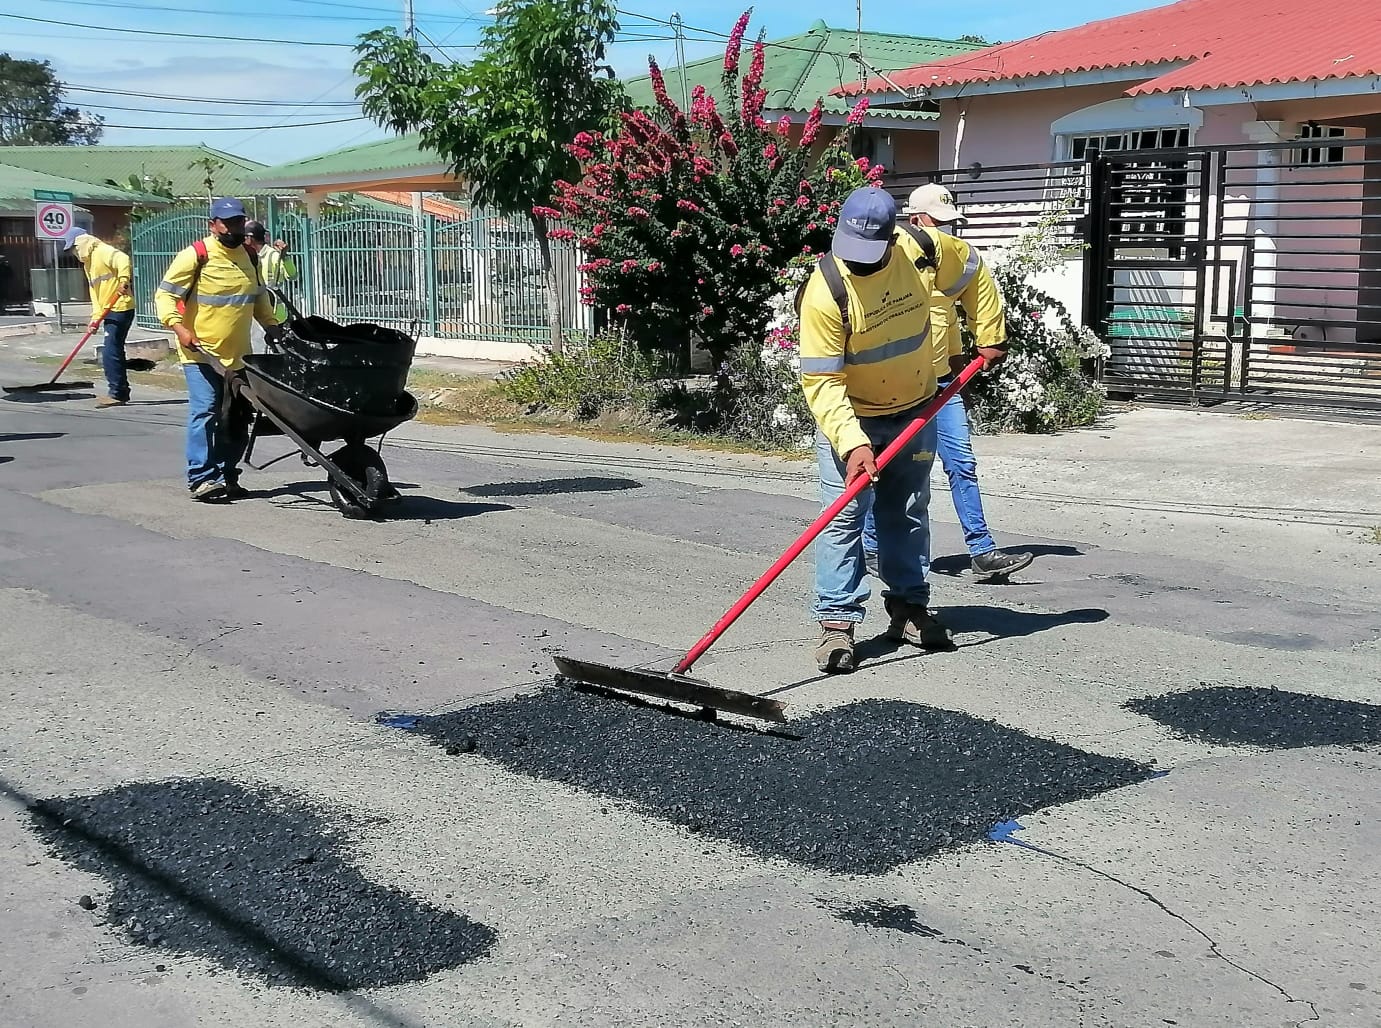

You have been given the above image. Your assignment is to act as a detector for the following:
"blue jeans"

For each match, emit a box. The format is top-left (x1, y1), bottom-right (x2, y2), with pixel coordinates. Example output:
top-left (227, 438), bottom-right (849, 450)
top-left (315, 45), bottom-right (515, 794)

top-left (814, 409), bottom-right (937, 623)
top-left (863, 380), bottom-right (996, 560)
top-left (184, 362), bottom-right (249, 489)
top-left (100, 309), bottom-right (135, 401)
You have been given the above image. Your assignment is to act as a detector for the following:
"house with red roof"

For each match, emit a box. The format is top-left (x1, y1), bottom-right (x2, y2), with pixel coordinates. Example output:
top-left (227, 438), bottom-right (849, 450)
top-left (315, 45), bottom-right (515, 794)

top-left (847, 0), bottom-right (1381, 405)
top-left (854, 0), bottom-right (1379, 172)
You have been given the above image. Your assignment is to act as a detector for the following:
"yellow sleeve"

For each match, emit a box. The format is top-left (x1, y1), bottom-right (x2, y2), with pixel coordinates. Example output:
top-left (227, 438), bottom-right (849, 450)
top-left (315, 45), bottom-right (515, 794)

top-left (798, 267), bottom-right (869, 458)
top-left (253, 278), bottom-right (281, 327)
top-left (112, 248), bottom-right (132, 291)
top-left (155, 246), bottom-right (199, 327)
top-left (934, 236), bottom-right (1006, 350)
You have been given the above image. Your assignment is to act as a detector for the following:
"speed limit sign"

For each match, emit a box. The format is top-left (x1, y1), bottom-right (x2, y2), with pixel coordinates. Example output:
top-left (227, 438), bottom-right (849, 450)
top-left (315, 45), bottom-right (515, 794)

top-left (34, 189), bottom-right (75, 241)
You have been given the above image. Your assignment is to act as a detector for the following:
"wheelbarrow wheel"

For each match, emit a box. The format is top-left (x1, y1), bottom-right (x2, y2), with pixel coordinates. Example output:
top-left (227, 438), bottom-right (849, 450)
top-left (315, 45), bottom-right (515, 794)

top-left (326, 443), bottom-right (388, 519)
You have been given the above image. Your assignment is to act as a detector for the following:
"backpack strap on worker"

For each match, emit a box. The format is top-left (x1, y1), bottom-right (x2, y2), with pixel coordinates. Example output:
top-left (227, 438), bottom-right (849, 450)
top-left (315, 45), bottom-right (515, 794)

top-left (177, 238), bottom-right (261, 316)
top-left (896, 221), bottom-right (938, 271)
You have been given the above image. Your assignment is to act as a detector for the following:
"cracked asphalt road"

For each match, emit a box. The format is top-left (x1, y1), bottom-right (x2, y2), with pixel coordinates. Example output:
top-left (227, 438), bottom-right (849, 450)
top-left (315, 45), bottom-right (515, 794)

top-left (2, 352), bottom-right (1380, 1027)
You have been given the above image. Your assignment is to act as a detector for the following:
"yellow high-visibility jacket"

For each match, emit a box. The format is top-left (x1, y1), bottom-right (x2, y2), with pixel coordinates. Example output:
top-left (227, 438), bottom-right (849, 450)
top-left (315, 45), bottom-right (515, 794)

top-left (73, 235), bottom-right (134, 316)
top-left (798, 228), bottom-right (1005, 457)
top-left (154, 237), bottom-right (280, 371)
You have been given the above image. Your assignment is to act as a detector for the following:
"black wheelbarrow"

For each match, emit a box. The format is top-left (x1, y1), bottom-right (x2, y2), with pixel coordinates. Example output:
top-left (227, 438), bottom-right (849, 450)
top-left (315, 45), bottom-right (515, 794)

top-left (239, 353), bottom-right (417, 519)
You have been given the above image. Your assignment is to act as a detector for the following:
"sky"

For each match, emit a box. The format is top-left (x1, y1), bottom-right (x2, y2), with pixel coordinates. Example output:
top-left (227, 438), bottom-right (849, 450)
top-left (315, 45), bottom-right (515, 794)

top-left (2, 0), bottom-right (1170, 168)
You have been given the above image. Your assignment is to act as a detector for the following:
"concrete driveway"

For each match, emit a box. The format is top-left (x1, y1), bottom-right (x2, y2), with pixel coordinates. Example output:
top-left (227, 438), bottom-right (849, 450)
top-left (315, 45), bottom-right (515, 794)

top-left (1, 347), bottom-right (1378, 1027)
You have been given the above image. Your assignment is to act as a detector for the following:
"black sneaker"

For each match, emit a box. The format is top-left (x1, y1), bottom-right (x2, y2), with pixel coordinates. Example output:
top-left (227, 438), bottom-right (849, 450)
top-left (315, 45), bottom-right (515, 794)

top-left (223, 476), bottom-right (249, 500)
top-left (815, 622), bottom-right (856, 673)
top-left (971, 550), bottom-right (1035, 579)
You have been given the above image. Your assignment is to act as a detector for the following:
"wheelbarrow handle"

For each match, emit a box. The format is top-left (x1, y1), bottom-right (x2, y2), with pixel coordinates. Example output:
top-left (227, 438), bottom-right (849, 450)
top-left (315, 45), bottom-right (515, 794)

top-left (671, 356), bottom-right (988, 675)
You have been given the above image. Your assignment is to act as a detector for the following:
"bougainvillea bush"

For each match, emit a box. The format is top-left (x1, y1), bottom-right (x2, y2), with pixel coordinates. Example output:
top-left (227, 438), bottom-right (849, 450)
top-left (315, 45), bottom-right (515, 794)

top-left (964, 212), bottom-right (1109, 433)
top-left (547, 11), bottom-right (880, 382)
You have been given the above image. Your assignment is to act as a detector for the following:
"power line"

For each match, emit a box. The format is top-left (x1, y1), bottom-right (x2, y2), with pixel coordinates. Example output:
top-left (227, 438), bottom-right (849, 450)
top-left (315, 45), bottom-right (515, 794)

top-left (0, 12), bottom-right (479, 48)
top-left (64, 99), bottom-right (360, 118)
top-left (0, 78), bottom-right (360, 108)
top-left (8, 112), bottom-right (368, 131)
top-left (46, 0), bottom-right (486, 25)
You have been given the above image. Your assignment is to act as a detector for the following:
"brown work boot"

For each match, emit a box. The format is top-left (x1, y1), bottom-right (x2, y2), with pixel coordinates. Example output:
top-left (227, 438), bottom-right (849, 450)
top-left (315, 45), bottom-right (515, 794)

top-left (884, 597), bottom-right (953, 649)
top-left (95, 396), bottom-right (127, 408)
top-left (815, 621), bottom-right (856, 673)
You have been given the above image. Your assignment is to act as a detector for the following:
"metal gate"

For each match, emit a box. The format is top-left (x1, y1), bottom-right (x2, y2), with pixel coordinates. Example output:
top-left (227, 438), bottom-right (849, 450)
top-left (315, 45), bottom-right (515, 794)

top-left (1086, 137), bottom-right (1381, 410)
top-left (131, 202), bottom-right (592, 344)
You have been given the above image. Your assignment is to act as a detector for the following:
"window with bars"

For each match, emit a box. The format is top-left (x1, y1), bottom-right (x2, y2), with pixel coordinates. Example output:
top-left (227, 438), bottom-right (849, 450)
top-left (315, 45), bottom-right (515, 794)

top-left (1067, 127), bottom-right (1190, 160)
top-left (1295, 123), bottom-right (1347, 166)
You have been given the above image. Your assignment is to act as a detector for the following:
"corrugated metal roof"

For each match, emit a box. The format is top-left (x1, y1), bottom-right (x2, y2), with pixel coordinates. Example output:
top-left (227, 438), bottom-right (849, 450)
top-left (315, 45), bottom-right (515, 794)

top-left (854, 0), bottom-right (1381, 96)
top-left (625, 21), bottom-right (979, 118)
top-left (0, 145), bottom-right (264, 199)
top-left (0, 162), bottom-right (163, 206)
top-left (248, 134), bottom-right (448, 187)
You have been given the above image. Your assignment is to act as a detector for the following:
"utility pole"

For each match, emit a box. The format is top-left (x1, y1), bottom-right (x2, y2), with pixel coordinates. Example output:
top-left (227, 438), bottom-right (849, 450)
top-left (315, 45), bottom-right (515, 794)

top-left (670, 13), bottom-right (690, 111)
top-left (404, 0), bottom-right (416, 40)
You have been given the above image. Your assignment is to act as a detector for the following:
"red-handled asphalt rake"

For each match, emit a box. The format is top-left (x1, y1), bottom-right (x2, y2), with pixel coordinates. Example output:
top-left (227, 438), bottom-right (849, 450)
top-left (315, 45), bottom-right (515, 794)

top-left (554, 356), bottom-right (988, 724)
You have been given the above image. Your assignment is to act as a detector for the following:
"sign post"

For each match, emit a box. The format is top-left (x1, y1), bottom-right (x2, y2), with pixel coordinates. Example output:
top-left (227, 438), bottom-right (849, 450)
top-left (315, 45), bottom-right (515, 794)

top-left (34, 189), bottom-right (75, 331)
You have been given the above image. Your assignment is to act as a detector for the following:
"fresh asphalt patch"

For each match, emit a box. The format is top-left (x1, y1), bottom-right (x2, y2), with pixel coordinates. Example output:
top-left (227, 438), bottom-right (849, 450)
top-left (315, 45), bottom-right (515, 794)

top-left (399, 686), bottom-right (1154, 875)
top-left (1127, 685), bottom-right (1381, 749)
top-left (27, 778), bottom-right (495, 990)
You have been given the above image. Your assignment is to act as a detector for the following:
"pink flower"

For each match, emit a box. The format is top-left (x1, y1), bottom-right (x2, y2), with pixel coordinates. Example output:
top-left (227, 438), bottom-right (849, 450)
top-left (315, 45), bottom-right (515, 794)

top-left (531, 205), bottom-right (562, 219)
top-left (702, 305), bottom-right (714, 315)
top-left (795, 195), bottom-right (811, 208)
top-left (647, 260), bottom-right (662, 272)
top-left (817, 203), bottom-right (829, 213)
top-left (730, 244), bottom-right (745, 256)
top-left (724, 10), bottom-right (751, 75)
top-left (627, 206), bottom-right (650, 219)
top-left (676, 199), bottom-right (702, 213)
top-left (763, 142), bottom-right (778, 162)
top-left (855, 156), bottom-right (870, 170)
top-left (615, 304), bottom-right (632, 314)
top-left (648, 58), bottom-right (679, 118)
top-left (547, 227), bottom-right (578, 241)
top-left (846, 97), bottom-right (869, 126)
top-left (802, 245), bottom-right (812, 254)
top-left (776, 115), bottom-right (791, 137)
top-left (620, 259), bottom-right (639, 273)
top-left (801, 101), bottom-right (823, 146)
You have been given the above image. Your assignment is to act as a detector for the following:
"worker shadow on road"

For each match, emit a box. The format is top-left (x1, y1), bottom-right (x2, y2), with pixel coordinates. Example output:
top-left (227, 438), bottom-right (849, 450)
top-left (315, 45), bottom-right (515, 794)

top-left (0, 432), bottom-right (64, 442)
top-left (768, 605), bottom-right (1111, 695)
top-left (929, 544), bottom-right (1085, 578)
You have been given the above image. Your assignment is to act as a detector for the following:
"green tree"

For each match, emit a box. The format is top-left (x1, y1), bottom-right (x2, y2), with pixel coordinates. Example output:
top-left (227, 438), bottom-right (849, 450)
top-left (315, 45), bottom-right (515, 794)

top-left (104, 171), bottom-right (175, 223)
top-left (0, 54), bottom-right (103, 145)
top-left (354, 0), bottom-right (625, 353)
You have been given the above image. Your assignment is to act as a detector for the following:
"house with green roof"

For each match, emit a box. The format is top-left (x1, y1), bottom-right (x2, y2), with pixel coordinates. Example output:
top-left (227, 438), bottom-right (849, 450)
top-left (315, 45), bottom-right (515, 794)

top-left (622, 21), bottom-right (982, 175)
top-left (246, 135), bottom-right (455, 214)
top-left (0, 160), bottom-right (171, 311)
top-left (0, 144), bottom-right (268, 203)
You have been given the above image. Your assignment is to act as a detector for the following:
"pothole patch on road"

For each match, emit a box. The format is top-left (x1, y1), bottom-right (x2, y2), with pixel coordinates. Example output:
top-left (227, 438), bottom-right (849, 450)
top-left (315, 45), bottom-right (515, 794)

top-left (1126, 685), bottom-right (1381, 749)
top-left (396, 687), bottom-right (1154, 875)
top-left (27, 778), bottom-right (496, 990)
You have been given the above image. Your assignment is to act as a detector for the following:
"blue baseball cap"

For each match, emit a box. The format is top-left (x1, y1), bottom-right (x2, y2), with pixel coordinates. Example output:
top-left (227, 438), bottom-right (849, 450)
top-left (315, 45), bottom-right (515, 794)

top-left (832, 187), bottom-right (897, 264)
top-left (210, 196), bottom-right (246, 220)
top-left (61, 226), bottom-right (89, 251)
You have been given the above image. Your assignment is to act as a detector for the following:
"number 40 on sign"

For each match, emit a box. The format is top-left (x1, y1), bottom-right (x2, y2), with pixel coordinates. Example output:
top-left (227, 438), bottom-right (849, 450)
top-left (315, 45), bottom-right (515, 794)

top-left (33, 189), bottom-right (75, 241)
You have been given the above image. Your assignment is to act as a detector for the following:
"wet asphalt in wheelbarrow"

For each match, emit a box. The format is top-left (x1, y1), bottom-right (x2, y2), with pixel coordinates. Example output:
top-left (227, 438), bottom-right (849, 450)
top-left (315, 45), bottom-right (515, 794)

top-left (394, 686), bottom-right (1155, 876)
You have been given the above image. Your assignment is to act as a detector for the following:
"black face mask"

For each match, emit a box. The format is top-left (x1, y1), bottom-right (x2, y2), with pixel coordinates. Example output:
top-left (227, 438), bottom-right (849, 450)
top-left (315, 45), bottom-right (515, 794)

top-left (217, 231), bottom-right (245, 248)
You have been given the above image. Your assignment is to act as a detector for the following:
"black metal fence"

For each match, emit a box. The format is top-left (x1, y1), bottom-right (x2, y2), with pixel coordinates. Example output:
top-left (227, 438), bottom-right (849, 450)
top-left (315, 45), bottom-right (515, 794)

top-left (891, 137), bottom-right (1381, 413)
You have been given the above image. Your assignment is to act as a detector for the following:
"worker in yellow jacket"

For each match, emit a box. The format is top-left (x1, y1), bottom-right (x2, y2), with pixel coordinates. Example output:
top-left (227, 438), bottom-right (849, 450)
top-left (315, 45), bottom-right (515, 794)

top-left (861, 184), bottom-right (1034, 583)
top-left (797, 186), bottom-right (1007, 672)
top-left (63, 227), bottom-right (136, 408)
top-left (154, 197), bottom-right (282, 502)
